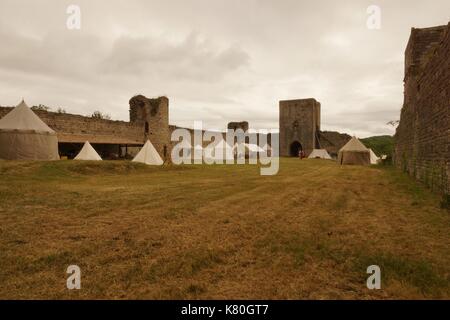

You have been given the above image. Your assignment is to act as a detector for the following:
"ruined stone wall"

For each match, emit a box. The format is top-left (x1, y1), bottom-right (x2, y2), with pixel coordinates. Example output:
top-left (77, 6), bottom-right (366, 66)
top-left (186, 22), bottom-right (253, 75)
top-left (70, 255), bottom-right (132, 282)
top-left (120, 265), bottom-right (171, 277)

top-left (0, 106), bottom-right (144, 144)
top-left (395, 23), bottom-right (450, 196)
top-left (318, 131), bottom-right (351, 157)
top-left (227, 121), bottom-right (250, 144)
top-left (227, 121), bottom-right (249, 132)
top-left (169, 126), bottom-right (228, 150)
top-left (279, 98), bottom-right (320, 156)
top-left (0, 107), bottom-right (10, 118)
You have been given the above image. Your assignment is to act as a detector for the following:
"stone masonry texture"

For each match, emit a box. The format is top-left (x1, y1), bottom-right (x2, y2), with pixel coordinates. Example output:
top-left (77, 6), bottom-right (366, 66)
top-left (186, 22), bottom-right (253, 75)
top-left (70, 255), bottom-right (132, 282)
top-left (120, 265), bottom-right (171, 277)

top-left (279, 98), bottom-right (321, 156)
top-left (394, 23), bottom-right (450, 197)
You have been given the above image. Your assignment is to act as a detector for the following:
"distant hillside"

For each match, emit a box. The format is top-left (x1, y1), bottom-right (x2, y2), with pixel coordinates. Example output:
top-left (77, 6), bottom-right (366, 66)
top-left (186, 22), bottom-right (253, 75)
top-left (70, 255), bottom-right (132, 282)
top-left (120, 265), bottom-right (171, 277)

top-left (361, 135), bottom-right (394, 157)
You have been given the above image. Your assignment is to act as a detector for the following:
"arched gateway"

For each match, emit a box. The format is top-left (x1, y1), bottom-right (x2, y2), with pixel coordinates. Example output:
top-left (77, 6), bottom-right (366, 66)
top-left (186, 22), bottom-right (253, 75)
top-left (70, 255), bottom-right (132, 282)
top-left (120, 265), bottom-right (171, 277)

top-left (289, 141), bottom-right (302, 157)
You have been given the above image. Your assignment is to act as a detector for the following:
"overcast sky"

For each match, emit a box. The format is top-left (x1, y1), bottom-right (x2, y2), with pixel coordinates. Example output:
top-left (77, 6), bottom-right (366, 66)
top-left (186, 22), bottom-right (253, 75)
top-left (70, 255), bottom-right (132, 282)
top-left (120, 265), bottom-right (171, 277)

top-left (0, 0), bottom-right (448, 137)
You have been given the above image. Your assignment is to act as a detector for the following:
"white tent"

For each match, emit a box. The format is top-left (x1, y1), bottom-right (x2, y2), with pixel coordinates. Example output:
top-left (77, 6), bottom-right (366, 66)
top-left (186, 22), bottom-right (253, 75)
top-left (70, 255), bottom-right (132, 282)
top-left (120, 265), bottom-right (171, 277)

top-left (337, 136), bottom-right (370, 165)
top-left (233, 143), bottom-right (266, 159)
top-left (233, 143), bottom-right (265, 152)
top-left (308, 149), bottom-right (332, 160)
top-left (204, 139), bottom-right (234, 161)
top-left (368, 148), bottom-right (380, 165)
top-left (74, 141), bottom-right (102, 161)
top-left (0, 100), bottom-right (59, 160)
top-left (132, 140), bottom-right (163, 165)
top-left (260, 143), bottom-right (273, 157)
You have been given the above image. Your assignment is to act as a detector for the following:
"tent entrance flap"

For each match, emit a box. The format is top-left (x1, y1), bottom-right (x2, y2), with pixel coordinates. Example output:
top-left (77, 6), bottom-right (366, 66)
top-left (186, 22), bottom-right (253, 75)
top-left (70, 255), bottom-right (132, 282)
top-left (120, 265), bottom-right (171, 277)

top-left (340, 151), bottom-right (370, 165)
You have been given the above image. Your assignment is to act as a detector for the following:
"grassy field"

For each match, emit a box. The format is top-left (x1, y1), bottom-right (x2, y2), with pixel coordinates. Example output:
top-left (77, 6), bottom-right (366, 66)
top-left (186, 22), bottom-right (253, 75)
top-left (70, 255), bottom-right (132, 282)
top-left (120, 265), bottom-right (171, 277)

top-left (0, 158), bottom-right (448, 299)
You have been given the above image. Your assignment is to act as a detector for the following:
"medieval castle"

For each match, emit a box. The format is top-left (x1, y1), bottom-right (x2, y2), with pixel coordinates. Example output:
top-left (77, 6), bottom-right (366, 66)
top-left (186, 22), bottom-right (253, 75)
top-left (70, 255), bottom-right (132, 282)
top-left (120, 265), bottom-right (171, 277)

top-left (0, 96), bottom-right (350, 161)
top-left (1, 23), bottom-right (448, 200)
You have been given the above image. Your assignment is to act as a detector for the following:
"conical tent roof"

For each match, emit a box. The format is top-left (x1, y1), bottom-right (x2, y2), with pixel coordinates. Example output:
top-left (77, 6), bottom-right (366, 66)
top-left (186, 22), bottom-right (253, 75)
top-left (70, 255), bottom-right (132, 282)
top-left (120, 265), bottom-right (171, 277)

top-left (0, 100), bottom-right (59, 160)
top-left (308, 149), bottom-right (332, 159)
top-left (339, 136), bottom-right (368, 152)
top-left (132, 140), bottom-right (163, 165)
top-left (74, 141), bottom-right (102, 161)
top-left (0, 100), bottom-right (55, 133)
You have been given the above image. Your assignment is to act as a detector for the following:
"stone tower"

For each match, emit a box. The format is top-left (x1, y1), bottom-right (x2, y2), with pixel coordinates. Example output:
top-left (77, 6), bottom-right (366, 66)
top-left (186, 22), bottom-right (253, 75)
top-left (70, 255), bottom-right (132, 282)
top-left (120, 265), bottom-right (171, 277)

top-left (227, 121), bottom-right (249, 132)
top-left (227, 121), bottom-right (249, 144)
top-left (129, 95), bottom-right (170, 160)
top-left (279, 98), bottom-right (321, 157)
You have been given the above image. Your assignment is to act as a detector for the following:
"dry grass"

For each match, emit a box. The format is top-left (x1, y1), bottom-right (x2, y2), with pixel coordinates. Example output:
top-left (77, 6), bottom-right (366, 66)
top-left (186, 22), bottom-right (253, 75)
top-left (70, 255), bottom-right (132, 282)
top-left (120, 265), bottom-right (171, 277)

top-left (0, 159), bottom-right (448, 299)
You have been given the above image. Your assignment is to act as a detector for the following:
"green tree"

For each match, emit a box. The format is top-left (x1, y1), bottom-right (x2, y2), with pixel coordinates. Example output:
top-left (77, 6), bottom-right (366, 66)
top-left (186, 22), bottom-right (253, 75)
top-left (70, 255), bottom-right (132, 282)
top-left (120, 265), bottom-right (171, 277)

top-left (361, 135), bottom-right (394, 157)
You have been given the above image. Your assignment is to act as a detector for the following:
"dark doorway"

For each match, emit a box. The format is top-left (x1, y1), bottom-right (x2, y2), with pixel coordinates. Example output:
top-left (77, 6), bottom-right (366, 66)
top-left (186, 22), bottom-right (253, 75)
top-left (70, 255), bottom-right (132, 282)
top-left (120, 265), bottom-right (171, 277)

top-left (289, 141), bottom-right (302, 157)
top-left (58, 142), bottom-right (83, 159)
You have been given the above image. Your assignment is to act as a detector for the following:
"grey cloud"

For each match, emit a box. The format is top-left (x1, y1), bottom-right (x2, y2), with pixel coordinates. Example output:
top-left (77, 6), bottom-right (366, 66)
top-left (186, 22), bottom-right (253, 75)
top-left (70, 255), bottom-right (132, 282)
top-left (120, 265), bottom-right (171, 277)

top-left (0, 28), bottom-right (105, 81)
top-left (0, 0), bottom-right (449, 137)
top-left (0, 24), bottom-right (249, 84)
top-left (101, 33), bottom-right (250, 81)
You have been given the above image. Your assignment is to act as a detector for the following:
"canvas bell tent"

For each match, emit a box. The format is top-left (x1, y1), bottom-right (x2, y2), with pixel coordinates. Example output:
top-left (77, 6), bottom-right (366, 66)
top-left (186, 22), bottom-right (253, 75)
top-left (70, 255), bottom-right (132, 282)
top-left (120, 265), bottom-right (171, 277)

top-left (132, 140), bottom-right (163, 165)
top-left (368, 148), bottom-right (380, 165)
top-left (74, 141), bottom-right (102, 161)
top-left (308, 149), bottom-right (332, 159)
top-left (0, 100), bottom-right (59, 160)
top-left (204, 139), bottom-right (234, 162)
top-left (337, 136), bottom-right (370, 165)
